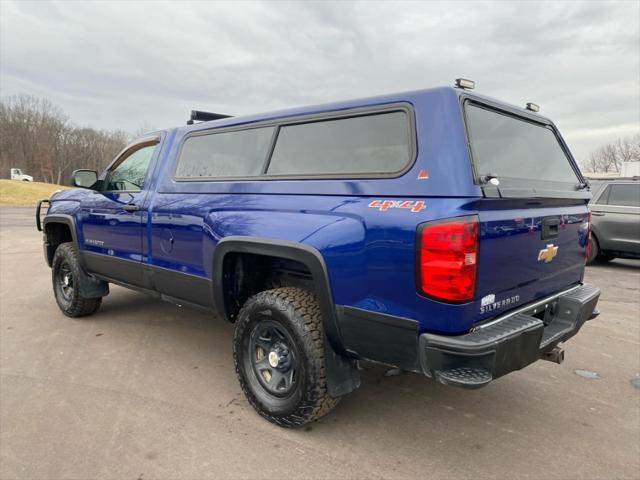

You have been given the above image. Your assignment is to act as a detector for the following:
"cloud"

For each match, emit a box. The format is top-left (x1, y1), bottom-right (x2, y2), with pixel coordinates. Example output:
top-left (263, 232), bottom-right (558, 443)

top-left (1, 0), bottom-right (638, 161)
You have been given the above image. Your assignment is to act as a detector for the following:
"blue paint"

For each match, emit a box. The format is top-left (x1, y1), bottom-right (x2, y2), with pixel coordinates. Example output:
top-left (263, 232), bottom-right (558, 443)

top-left (47, 86), bottom-right (589, 335)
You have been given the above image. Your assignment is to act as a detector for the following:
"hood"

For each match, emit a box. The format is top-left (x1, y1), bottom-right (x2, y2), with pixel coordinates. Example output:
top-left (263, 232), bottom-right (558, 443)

top-left (49, 188), bottom-right (93, 202)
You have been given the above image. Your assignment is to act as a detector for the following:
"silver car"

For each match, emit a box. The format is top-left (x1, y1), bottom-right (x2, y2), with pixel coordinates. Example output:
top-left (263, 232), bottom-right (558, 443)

top-left (587, 177), bottom-right (640, 264)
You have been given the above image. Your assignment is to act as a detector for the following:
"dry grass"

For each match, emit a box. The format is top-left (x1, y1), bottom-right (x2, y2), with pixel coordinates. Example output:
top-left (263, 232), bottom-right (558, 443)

top-left (0, 179), bottom-right (70, 206)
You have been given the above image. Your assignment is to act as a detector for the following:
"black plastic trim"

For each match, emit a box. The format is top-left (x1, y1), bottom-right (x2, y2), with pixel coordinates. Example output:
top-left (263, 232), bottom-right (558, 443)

top-left (145, 263), bottom-right (214, 308)
top-left (90, 269), bottom-right (214, 312)
top-left (83, 251), bottom-right (148, 288)
top-left (541, 216), bottom-right (561, 240)
top-left (42, 214), bottom-right (81, 268)
top-left (83, 252), bottom-right (215, 309)
top-left (337, 306), bottom-right (420, 371)
top-left (213, 237), bottom-right (341, 345)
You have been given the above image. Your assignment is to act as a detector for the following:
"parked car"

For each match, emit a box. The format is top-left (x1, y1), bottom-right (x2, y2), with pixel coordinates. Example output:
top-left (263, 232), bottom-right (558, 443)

top-left (587, 177), bottom-right (640, 263)
top-left (10, 168), bottom-right (33, 181)
top-left (36, 80), bottom-right (600, 427)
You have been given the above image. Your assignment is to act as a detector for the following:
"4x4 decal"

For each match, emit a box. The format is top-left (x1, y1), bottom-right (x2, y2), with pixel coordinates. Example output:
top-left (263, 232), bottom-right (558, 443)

top-left (368, 200), bottom-right (426, 213)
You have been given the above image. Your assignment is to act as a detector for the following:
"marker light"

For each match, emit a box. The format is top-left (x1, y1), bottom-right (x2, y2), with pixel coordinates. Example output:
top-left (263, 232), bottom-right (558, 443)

top-left (526, 102), bottom-right (540, 112)
top-left (455, 78), bottom-right (475, 90)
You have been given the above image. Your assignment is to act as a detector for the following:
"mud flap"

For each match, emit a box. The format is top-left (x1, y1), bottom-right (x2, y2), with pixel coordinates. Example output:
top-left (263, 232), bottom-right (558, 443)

top-left (77, 268), bottom-right (110, 298)
top-left (324, 336), bottom-right (360, 398)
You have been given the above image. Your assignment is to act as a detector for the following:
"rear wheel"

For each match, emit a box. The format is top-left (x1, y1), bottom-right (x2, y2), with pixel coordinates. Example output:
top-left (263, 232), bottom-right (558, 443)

top-left (52, 243), bottom-right (102, 317)
top-left (233, 287), bottom-right (339, 427)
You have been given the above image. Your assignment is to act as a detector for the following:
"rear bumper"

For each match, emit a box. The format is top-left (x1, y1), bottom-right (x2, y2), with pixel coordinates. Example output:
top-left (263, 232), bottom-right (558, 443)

top-left (337, 283), bottom-right (600, 389)
top-left (418, 283), bottom-right (600, 388)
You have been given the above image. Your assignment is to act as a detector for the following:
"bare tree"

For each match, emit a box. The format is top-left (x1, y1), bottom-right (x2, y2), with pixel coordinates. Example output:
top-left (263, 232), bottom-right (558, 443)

top-left (0, 95), bottom-right (128, 184)
top-left (581, 133), bottom-right (640, 174)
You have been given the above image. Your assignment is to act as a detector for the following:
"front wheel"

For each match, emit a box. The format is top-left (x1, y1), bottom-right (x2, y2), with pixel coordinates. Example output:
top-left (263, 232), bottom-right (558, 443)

top-left (587, 235), bottom-right (614, 264)
top-left (587, 234), bottom-right (600, 265)
top-left (52, 242), bottom-right (102, 317)
top-left (233, 287), bottom-right (339, 427)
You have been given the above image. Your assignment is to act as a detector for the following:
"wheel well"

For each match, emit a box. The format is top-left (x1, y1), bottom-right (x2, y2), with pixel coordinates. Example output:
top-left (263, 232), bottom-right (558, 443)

top-left (590, 230), bottom-right (602, 252)
top-left (44, 222), bottom-right (73, 266)
top-left (221, 252), bottom-right (313, 322)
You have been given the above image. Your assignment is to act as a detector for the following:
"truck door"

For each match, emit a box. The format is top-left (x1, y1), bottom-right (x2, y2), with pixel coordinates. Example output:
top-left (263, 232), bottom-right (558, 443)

top-left (79, 137), bottom-right (161, 287)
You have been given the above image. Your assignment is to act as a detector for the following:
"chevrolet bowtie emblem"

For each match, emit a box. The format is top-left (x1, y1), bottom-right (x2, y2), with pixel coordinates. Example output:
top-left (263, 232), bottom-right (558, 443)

top-left (538, 244), bottom-right (559, 263)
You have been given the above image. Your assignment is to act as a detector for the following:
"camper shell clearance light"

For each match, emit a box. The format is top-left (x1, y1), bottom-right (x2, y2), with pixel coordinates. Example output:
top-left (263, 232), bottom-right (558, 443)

top-left (525, 102), bottom-right (540, 112)
top-left (455, 78), bottom-right (475, 90)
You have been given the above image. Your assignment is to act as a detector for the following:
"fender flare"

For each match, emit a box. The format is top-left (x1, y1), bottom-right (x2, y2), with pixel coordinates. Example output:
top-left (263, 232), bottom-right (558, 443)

top-left (213, 236), bottom-right (344, 351)
top-left (212, 236), bottom-right (360, 397)
top-left (42, 214), bottom-right (81, 267)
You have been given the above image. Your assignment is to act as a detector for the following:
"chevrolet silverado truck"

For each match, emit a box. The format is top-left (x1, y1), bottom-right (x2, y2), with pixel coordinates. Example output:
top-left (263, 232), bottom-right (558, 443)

top-left (36, 79), bottom-right (600, 427)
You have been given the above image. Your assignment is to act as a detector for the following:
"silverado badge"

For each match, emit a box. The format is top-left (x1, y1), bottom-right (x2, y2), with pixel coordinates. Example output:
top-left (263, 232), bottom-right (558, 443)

top-left (538, 244), bottom-right (559, 263)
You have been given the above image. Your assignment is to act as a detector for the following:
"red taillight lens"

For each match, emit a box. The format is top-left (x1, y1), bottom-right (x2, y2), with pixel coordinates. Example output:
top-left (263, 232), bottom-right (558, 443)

top-left (584, 211), bottom-right (592, 263)
top-left (417, 215), bottom-right (479, 302)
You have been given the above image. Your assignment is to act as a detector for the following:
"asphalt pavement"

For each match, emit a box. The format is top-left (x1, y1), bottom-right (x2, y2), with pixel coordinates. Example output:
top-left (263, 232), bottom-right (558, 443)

top-left (1, 206), bottom-right (638, 479)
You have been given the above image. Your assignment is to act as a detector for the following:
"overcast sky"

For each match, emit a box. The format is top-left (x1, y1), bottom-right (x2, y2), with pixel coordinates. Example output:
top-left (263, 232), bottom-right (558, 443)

top-left (1, 0), bottom-right (638, 162)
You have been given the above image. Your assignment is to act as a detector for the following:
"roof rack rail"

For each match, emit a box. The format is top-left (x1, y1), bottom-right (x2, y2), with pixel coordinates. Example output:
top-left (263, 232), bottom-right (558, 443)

top-left (187, 110), bottom-right (232, 125)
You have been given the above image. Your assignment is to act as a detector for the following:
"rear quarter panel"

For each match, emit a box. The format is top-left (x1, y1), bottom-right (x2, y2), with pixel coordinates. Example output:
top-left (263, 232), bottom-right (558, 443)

top-left (148, 192), bottom-right (480, 333)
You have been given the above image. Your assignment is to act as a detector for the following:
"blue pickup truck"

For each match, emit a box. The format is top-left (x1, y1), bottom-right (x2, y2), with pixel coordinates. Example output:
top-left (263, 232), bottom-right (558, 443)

top-left (37, 80), bottom-right (600, 427)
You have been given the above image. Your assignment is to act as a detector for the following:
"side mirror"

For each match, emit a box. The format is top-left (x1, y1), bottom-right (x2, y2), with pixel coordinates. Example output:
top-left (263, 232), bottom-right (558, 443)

top-left (72, 169), bottom-right (98, 189)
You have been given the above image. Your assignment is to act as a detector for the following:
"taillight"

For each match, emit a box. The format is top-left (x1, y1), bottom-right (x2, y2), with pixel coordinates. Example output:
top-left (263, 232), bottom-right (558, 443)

top-left (417, 215), bottom-right (479, 302)
top-left (584, 211), bottom-right (592, 263)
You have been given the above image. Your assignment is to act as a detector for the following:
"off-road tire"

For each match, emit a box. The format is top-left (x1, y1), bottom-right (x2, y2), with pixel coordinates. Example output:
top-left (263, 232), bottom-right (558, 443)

top-left (233, 287), bottom-right (339, 427)
top-left (52, 242), bottom-right (102, 317)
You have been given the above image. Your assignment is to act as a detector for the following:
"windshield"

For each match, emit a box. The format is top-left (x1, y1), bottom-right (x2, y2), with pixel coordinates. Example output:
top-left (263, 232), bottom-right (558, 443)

top-left (465, 103), bottom-right (580, 190)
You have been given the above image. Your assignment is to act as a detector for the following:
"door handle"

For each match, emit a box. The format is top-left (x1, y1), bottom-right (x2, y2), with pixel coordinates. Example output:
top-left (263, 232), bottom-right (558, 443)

top-left (591, 212), bottom-right (605, 216)
top-left (541, 216), bottom-right (560, 240)
top-left (123, 204), bottom-right (140, 212)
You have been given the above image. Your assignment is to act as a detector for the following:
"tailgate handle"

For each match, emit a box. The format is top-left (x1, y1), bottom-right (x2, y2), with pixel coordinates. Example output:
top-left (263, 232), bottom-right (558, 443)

top-left (541, 217), bottom-right (560, 240)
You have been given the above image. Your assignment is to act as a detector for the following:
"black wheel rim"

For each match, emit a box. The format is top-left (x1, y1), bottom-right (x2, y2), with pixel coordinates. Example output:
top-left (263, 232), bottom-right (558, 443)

top-left (57, 260), bottom-right (74, 301)
top-left (248, 320), bottom-right (297, 397)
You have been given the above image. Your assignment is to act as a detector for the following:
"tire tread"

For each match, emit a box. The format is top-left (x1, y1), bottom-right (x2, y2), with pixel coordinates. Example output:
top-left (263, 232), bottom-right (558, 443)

top-left (233, 287), bottom-right (339, 427)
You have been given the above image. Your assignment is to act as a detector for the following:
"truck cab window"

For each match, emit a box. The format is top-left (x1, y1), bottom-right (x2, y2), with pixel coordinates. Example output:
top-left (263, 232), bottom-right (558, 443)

top-left (106, 144), bottom-right (156, 192)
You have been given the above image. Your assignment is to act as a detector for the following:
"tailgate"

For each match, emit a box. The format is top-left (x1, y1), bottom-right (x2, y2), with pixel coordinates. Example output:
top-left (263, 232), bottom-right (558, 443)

top-left (475, 202), bottom-right (589, 321)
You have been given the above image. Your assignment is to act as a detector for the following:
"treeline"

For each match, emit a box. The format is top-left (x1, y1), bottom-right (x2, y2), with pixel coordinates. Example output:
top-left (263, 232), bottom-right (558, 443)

top-left (0, 95), bottom-right (129, 185)
top-left (581, 134), bottom-right (640, 174)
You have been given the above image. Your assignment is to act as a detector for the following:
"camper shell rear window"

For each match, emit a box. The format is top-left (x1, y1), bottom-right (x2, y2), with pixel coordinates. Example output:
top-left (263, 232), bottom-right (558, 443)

top-left (464, 101), bottom-right (584, 198)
